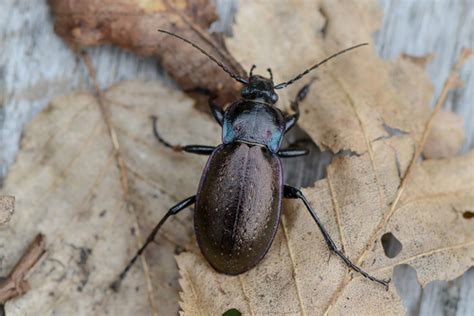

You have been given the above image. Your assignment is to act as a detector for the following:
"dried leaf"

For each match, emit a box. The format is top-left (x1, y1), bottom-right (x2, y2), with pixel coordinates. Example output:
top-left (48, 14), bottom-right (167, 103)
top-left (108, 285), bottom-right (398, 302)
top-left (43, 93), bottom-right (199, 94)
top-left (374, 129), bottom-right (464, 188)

top-left (49, 0), bottom-right (245, 103)
top-left (3, 1), bottom-right (472, 315)
top-left (423, 110), bottom-right (464, 159)
top-left (177, 1), bottom-right (474, 315)
top-left (226, 0), bottom-right (433, 154)
top-left (400, 53), bottom-right (434, 70)
top-left (0, 81), bottom-right (219, 314)
top-left (178, 146), bottom-right (474, 315)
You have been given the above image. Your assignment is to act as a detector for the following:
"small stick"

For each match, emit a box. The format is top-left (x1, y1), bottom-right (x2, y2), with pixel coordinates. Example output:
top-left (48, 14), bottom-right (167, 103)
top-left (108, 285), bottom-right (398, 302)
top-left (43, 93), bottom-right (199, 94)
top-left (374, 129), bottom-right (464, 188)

top-left (0, 234), bottom-right (46, 304)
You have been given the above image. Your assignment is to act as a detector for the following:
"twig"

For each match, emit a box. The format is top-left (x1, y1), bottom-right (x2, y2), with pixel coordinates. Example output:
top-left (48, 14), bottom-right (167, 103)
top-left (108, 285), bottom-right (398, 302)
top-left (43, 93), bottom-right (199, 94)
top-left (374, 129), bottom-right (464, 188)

top-left (80, 51), bottom-right (158, 316)
top-left (0, 234), bottom-right (46, 304)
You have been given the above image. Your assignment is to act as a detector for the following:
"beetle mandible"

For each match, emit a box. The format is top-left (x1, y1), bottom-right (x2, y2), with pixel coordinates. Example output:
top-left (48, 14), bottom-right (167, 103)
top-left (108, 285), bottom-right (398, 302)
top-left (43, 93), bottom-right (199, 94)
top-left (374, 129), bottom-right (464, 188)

top-left (113, 30), bottom-right (390, 290)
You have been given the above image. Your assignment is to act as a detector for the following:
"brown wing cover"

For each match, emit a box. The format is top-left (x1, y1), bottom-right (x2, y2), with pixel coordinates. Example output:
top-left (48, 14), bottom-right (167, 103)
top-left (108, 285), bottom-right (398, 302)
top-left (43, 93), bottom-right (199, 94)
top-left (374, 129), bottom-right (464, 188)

top-left (195, 143), bottom-right (282, 275)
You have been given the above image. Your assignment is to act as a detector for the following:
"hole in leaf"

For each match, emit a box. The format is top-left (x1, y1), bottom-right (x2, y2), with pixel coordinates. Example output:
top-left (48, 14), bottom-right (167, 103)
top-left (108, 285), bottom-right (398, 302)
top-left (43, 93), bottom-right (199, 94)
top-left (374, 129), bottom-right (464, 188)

top-left (382, 122), bottom-right (408, 137)
top-left (282, 125), bottom-right (335, 188)
top-left (462, 211), bottom-right (474, 219)
top-left (222, 308), bottom-right (241, 316)
top-left (381, 232), bottom-right (402, 258)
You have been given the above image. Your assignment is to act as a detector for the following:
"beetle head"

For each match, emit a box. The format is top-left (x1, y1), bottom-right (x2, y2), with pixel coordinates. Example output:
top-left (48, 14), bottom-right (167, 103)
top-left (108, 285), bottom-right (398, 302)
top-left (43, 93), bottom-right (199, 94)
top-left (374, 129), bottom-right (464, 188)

top-left (241, 75), bottom-right (279, 104)
top-left (158, 29), bottom-right (368, 100)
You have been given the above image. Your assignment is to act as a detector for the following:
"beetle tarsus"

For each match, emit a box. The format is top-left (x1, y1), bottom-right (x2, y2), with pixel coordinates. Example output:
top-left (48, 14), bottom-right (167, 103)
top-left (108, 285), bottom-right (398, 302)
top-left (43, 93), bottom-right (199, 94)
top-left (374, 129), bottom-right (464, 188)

top-left (278, 148), bottom-right (309, 158)
top-left (284, 78), bottom-right (317, 132)
top-left (151, 115), bottom-right (178, 149)
top-left (151, 116), bottom-right (215, 155)
top-left (283, 185), bottom-right (390, 288)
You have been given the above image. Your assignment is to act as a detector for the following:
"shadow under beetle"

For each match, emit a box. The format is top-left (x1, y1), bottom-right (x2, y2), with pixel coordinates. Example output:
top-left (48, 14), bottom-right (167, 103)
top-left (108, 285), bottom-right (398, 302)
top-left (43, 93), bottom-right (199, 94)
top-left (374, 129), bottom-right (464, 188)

top-left (113, 30), bottom-right (390, 290)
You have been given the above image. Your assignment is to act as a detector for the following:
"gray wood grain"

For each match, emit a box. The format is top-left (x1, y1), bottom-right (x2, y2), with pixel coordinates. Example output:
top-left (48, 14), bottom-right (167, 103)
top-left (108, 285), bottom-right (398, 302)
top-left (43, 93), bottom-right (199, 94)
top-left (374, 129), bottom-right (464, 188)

top-left (0, 0), bottom-right (472, 315)
top-left (375, 0), bottom-right (474, 153)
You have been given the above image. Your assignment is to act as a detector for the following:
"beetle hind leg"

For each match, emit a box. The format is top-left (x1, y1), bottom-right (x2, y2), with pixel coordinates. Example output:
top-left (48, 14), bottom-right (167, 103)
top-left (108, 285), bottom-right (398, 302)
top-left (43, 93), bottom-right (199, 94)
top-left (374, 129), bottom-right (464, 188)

top-left (283, 185), bottom-right (390, 290)
top-left (111, 195), bottom-right (196, 291)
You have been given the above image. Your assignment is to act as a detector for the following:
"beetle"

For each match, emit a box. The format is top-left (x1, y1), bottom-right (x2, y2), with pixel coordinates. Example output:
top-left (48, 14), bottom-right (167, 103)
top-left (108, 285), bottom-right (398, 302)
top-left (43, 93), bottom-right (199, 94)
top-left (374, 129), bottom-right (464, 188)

top-left (112, 30), bottom-right (390, 290)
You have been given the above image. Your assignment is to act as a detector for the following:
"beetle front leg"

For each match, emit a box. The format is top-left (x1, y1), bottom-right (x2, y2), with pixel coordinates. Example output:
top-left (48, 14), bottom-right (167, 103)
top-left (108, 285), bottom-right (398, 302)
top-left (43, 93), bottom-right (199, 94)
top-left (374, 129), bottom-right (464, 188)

top-left (151, 116), bottom-right (215, 155)
top-left (208, 92), bottom-right (224, 126)
top-left (283, 185), bottom-right (390, 289)
top-left (284, 78), bottom-right (316, 133)
top-left (184, 87), bottom-right (224, 126)
top-left (111, 195), bottom-right (196, 291)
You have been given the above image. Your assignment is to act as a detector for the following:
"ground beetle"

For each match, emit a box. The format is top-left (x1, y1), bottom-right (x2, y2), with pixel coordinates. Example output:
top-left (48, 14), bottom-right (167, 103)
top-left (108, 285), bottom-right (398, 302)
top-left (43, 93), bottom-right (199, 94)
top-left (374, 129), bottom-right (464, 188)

top-left (113, 30), bottom-right (390, 290)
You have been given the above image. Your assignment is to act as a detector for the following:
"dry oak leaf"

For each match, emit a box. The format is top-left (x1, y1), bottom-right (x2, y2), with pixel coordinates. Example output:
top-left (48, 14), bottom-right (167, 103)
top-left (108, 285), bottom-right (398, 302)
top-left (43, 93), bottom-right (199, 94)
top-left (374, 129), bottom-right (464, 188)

top-left (0, 81), bottom-right (219, 315)
top-left (49, 0), bottom-right (245, 103)
top-left (226, 0), bottom-right (432, 155)
top-left (423, 110), bottom-right (465, 159)
top-left (178, 149), bottom-right (474, 315)
top-left (177, 0), bottom-right (473, 315)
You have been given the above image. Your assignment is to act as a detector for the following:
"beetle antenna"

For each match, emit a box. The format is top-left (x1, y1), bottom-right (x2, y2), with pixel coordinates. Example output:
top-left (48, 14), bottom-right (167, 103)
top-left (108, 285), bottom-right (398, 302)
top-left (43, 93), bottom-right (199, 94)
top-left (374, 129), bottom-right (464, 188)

top-left (274, 43), bottom-right (369, 89)
top-left (158, 29), bottom-right (248, 84)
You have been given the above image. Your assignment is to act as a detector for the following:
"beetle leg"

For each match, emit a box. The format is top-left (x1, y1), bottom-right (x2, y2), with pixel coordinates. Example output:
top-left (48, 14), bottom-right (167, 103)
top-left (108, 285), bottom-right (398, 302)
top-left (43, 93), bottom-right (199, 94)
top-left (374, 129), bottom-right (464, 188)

top-left (111, 195), bottom-right (196, 291)
top-left (184, 87), bottom-right (224, 126)
top-left (283, 185), bottom-right (390, 290)
top-left (278, 148), bottom-right (309, 158)
top-left (151, 116), bottom-right (215, 155)
top-left (208, 92), bottom-right (224, 126)
top-left (284, 78), bottom-right (316, 133)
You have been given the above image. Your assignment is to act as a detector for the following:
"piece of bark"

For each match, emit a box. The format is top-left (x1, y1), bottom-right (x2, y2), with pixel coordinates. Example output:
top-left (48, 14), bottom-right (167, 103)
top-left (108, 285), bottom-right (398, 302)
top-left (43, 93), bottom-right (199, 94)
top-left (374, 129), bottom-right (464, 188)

top-left (0, 196), bottom-right (14, 225)
top-left (48, 0), bottom-right (245, 104)
top-left (423, 110), bottom-right (465, 159)
top-left (0, 234), bottom-right (46, 304)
